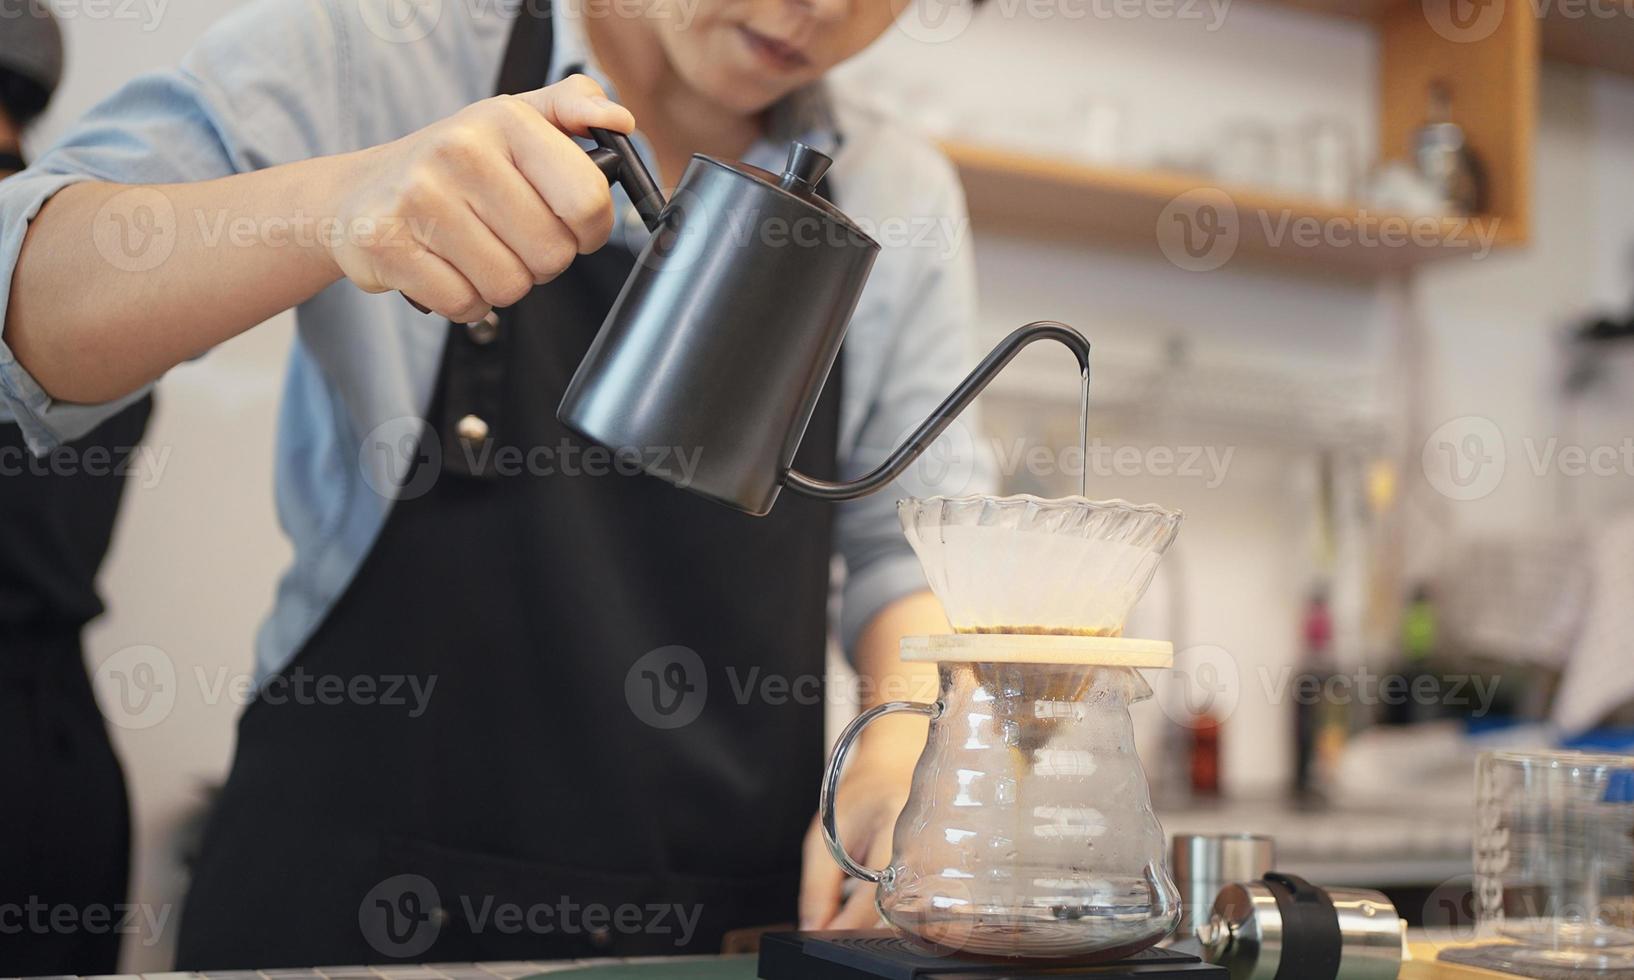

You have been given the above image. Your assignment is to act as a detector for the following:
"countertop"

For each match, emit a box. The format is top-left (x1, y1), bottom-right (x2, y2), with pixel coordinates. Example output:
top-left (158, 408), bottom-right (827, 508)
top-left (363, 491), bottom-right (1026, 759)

top-left (6, 955), bottom-right (759, 980)
top-left (9, 935), bottom-right (1515, 980)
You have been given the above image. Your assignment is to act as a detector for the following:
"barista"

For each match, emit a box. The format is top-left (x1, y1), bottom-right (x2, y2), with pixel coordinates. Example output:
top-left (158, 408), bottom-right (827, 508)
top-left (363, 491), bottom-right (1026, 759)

top-left (0, 0), bottom-right (992, 968)
top-left (0, 5), bottom-right (150, 975)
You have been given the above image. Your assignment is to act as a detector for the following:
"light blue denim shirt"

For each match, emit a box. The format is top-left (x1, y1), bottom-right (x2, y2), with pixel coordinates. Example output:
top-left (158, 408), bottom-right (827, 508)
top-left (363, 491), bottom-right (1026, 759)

top-left (0, 0), bottom-right (994, 682)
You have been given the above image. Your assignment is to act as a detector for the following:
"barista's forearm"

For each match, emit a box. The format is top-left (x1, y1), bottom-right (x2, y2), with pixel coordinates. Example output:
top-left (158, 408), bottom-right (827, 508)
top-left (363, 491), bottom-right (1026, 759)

top-left (5, 157), bottom-right (351, 404)
top-left (851, 590), bottom-right (947, 764)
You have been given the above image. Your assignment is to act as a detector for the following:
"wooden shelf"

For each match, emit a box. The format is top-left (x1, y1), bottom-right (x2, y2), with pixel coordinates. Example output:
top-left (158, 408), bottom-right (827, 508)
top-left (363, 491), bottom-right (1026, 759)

top-left (946, 0), bottom-right (1544, 278)
top-left (1540, 14), bottom-right (1634, 77)
top-left (945, 142), bottom-right (1519, 277)
top-left (1248, 0), bottom-right (1634, 77)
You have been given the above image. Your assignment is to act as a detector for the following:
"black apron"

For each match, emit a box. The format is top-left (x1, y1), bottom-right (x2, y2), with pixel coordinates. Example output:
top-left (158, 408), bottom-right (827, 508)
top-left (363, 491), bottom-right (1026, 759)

top-left (175, 8), bottom-right (840, 969)
top-left (0, 396), bottom-right (149, 977)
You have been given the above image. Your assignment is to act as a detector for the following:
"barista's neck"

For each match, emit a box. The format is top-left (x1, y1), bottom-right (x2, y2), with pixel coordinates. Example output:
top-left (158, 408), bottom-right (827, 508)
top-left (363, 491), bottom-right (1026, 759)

top-left (0, 105), bottom-right (20, 158)
top-left (583, 14), bottom-right (763, 188)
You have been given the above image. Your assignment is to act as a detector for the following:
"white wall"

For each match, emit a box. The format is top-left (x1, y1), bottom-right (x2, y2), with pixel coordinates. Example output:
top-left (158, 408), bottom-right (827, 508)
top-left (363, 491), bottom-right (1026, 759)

top-left (835, 5), bottom-right (1634, 797)
top-left (1588, 76), bottom-right (1634, 309)
top-left (19, 0), bottom-right (1634, 972)
top-left (836, 4), bottom-right (1390, 797)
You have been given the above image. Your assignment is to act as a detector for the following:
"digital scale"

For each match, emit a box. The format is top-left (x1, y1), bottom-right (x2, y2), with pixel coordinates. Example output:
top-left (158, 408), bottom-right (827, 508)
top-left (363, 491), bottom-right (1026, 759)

top-left (757, 932), bottom-right (1228, 980)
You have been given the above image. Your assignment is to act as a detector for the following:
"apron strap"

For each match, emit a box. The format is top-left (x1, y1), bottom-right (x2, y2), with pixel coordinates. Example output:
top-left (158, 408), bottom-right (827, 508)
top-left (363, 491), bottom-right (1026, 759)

top-left (495, 0), bottom-right (554, 96)
top-left (438, 2), bottom-right (555, 479)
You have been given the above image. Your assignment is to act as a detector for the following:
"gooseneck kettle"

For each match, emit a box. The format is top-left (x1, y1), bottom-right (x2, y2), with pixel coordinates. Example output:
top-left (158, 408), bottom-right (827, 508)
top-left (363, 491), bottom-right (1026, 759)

top-left (557, 129), bottom-right (1092, 516)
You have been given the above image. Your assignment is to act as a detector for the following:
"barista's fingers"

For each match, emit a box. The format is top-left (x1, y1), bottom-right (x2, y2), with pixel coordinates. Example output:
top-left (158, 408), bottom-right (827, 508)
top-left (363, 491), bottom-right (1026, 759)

top-left (398, 249), bottom-right (489, 325)
top-left (514, 74), bottom-right (635, 137)
top-left (420, 197), bottom-right (536, 310)
top-left (832, 885), bottom-right (883, 930)
top-left (503, 109), bottom-right (618, 254)
top-left (829, 832), bottom-right (891, 929)
top-left (469, 159), bottom-right (580, 283)
top-left (800, 817), bottom-right (845, 929)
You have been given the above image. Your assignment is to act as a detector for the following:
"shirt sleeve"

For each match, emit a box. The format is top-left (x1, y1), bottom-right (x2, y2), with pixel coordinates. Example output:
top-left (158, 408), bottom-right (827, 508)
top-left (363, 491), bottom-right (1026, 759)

top-left (0, 0), bottom-right (353, 452)
top-left (835, 151), bottom-right (999, 655)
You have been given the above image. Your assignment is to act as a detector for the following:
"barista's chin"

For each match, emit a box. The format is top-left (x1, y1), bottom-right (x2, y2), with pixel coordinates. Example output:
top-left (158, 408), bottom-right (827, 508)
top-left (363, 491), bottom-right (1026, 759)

top-left (714, 83), bottom-right (792, 116)
top-left (688, 73), bottom-right (795, 117)
top-left (668, 45), bottom-right (808, 116)
top-left (677, 51), bottom-right (787, 105)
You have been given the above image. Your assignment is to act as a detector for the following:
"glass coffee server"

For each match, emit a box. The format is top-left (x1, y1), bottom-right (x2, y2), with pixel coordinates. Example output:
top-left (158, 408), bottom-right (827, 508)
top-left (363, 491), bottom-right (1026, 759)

top-left (821, 494), bottom-right (1186, 960)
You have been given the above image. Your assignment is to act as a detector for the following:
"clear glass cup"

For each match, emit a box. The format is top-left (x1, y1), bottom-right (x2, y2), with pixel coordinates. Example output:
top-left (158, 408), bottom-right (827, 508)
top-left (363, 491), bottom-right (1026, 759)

top-left (1475, 749), bottom-right (1634, 970)
top-left (822, 656), bottom-right (1180, 960)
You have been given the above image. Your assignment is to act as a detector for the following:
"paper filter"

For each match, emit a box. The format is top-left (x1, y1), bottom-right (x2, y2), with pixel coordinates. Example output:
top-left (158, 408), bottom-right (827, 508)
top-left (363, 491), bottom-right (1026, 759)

top-left (899, 493), bottom-right (1183, 636)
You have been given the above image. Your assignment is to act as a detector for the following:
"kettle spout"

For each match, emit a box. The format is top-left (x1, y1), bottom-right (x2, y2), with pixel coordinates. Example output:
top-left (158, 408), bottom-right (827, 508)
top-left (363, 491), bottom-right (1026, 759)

top-left (784, 321), bottom-right (1091, 502)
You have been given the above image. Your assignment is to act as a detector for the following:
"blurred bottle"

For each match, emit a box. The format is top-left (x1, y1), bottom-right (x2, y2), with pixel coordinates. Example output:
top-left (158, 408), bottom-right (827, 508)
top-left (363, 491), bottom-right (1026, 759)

top-left (1382, 584), bottom-right (1438, 726)
top-left (1190, 713), bottom-right (1222, 799)
top-left (1413, 80), bottom-right (1485, 216)
top-left (1292, 588), bottom-right (1346, 803)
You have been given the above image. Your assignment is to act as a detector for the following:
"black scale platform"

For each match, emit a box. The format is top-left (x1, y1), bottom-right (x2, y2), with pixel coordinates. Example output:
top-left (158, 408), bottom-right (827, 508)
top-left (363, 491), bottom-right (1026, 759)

top-left (757, 932), bottom-right (1227, 980)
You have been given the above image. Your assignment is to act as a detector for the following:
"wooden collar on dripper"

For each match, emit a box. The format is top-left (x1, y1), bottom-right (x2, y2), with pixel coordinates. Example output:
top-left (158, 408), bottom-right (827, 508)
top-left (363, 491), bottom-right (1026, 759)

top-left (900, 633), bottom-right (1173, 668)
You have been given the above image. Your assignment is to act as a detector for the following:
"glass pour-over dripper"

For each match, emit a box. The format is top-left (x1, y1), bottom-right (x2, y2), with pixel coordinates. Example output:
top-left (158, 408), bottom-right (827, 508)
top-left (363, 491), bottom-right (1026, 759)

top-left (899, 493), bottom-right (1182, 636)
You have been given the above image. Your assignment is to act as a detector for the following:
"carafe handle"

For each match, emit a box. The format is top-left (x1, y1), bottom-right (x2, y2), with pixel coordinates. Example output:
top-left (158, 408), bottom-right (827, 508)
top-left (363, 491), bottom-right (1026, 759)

top-left (820, 699), bottom-right (942, 885)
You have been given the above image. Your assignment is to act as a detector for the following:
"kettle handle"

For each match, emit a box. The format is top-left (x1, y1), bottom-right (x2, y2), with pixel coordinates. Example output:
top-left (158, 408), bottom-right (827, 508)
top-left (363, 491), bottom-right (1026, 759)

top-left (404, 127), bottom-right (668, 314)
top-left (785, 321), bottom-right (1091, 502)
top-left (587, 127), bottom-right (666, 233)
top-left (820, 699), bottom-right (942, 885)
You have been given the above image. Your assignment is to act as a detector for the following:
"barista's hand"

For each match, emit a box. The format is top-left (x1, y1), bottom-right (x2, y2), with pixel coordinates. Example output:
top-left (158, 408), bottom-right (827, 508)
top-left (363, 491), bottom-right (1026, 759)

top-left (799, 744), bottom-right (916, 930)
top-left (325, 74), bottom-right (635, 324)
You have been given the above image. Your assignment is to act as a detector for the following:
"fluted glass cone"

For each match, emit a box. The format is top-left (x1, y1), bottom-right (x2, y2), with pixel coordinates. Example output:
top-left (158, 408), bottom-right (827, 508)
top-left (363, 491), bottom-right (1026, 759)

top-left (899, 494), bottom-right (1183, 636)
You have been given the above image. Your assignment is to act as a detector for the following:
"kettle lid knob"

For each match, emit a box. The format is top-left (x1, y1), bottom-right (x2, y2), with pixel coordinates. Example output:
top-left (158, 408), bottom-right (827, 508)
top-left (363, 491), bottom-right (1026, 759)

top-left (780, 142), bottom-right (833, 193)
